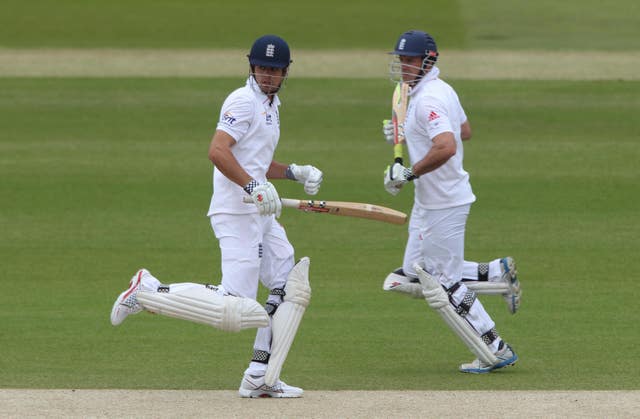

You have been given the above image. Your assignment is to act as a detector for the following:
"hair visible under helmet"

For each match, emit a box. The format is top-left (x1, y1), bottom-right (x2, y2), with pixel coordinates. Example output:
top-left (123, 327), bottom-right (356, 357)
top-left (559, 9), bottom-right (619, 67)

top-left (389, 30), bottom-right (439, 85)
top-left (247, 34), bottom-right (292, 94)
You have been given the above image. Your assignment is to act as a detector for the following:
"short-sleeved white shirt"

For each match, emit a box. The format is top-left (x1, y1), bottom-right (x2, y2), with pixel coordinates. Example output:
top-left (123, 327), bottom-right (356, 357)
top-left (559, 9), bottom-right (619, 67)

top-left (403, 66), bottom-right (476, 210)
top-left (207, 78), bottom-right (281, 215)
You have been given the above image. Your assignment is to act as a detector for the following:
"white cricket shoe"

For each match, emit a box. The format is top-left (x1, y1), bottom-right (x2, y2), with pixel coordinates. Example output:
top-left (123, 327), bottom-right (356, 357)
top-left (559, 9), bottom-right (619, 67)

top-left (238, 373), bottom-right (303, 398)
top-left (459, 343), bottom-right (518, 374)
top-left (110, 269), bottom-right (148, 326)
top-left (500, 257), bottom-right (521, 314)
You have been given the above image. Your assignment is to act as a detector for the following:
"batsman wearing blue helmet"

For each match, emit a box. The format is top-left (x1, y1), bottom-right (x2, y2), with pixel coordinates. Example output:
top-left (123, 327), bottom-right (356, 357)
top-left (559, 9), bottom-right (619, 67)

top-left (110, 35), bottom-right (322, 397)
top-left (382, 30), bottom-right (519, 373)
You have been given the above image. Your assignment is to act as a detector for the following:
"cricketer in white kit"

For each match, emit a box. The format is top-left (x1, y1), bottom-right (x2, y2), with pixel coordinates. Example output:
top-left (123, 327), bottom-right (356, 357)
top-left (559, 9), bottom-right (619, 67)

top-left (383, 30), bottom-right (519, 373)
top-left (110, 35), bottom-right (322, 397)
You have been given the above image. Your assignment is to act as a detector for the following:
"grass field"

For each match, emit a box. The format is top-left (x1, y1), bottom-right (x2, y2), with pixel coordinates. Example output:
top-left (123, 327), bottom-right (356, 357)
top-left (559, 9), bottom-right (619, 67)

top-left (1, 0), bottom-right (639, 406)
top-left (2, 1), bottom-right (638, 50)
top-left (1, 76), bottom-right (639, 391)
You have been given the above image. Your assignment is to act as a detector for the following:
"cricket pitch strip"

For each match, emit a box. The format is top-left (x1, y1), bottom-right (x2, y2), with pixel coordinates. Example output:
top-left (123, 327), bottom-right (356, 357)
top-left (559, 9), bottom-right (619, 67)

top-left (1, 389), bottom-right (639, 418)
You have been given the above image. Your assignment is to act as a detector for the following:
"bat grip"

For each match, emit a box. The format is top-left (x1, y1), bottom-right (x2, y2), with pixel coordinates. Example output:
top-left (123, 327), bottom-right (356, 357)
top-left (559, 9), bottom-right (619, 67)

top-left (394, 157), bottom-right (403, 164)
top-left (242, 196), bottom-right (299, 209)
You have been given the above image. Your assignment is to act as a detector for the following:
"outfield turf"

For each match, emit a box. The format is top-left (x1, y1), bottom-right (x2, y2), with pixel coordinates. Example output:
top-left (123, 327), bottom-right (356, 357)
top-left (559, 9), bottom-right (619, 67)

top-left (3, 1), bottom-right (638, 50)
top-left (1, 0), bottom-right (639, 397)
top-left (1, 77), bottom-right (638, 390)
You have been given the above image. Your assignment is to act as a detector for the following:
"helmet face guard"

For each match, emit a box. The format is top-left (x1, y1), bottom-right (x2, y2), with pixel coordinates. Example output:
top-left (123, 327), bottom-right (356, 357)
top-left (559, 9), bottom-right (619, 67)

top-left (248, 34), bottom-right (292, 94)
top-left (388, 30), bottom-right (439, 85)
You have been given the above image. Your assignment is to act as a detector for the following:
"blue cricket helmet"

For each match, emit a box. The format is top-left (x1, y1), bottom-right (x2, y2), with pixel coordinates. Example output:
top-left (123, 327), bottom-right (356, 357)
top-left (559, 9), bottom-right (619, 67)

top-left (248, 35), bottom-right (292, 68)
top-left (391, 30), bottom-right (438, 59)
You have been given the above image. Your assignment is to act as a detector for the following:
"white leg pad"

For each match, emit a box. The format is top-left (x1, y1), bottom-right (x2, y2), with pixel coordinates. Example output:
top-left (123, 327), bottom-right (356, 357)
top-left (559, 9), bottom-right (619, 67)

top-left (136, 285), bottom-right (269, 332)
top-left (265, 257), bottom-right (311, 387)
top-left (415, 264), bottom-right (498, 365)
top-left (385, 271), bottom-right (509, 299)
top-left (464, 281), bottom-right (509, 295)
top-left (382, 271), bottom-right (424, 299)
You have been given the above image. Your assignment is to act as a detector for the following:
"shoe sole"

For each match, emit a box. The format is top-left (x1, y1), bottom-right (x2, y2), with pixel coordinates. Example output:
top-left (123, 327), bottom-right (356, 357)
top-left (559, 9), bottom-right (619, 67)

top-left (110, 270), bottom-right (143, 326)
top-left (459, 357), bottom-right (518, 374)
top-left (238, 389), bottom-right (302, 398)
top-left (460, 344), bottom-right (519, 374)
top-left (501, 257), bottom-right (521, 314)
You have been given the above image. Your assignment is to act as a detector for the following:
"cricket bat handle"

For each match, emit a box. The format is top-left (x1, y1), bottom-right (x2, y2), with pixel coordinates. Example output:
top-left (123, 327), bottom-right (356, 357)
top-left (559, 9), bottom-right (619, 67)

top-left (393, 144), bottom-right (403, 164)
top-left (241, 196), bottom-right (298, 208)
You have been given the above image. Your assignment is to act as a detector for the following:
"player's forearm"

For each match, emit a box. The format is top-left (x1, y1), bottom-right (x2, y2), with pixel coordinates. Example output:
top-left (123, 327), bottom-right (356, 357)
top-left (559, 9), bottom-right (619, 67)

top-left (412, 134), bottom-right (456, 176)
top-left (461, 120), bottom-right (472, 141)
top-left (266, 161), bottom-right (289, 179)
top-left (209, 144), bottom-right (252, 187)
top-left (212, 153), bottom-right (252, 187)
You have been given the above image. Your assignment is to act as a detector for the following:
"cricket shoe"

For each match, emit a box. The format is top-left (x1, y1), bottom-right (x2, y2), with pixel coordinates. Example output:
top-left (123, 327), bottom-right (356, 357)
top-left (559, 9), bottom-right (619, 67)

top-left (500, 257), bottom-right (521, 314)
top-left (238, 373), bottom-right (303, 398)
top-left (459, 343), bottom-right (518, 374)
top-left (110, 269), bottom-right (149, 326)
top-left (382, 268), bottom-right (424, 299)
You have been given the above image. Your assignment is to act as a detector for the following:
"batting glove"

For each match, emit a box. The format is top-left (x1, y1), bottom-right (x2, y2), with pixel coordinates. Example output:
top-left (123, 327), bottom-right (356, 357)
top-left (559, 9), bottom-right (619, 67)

top-left (245, 180), bottom-right (282, 217)
top-left (287, 163), bottom-right (323, 195)
top-left (382, 119), bottom-right (405, 145)
top-left (382, 119), bottom-right (394, 144)
top-left (384, 163), bottom-right (418, 196)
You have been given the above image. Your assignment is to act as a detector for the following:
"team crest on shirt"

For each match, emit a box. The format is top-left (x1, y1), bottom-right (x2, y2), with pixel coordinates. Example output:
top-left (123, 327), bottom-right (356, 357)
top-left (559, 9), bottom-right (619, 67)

top-left (265, 113), bottom-right (273, 125)
top-left (222, 111), bottom-right (236, 125)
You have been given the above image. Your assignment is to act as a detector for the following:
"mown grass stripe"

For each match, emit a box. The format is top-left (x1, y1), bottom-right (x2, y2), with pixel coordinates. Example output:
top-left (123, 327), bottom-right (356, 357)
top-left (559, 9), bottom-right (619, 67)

top-left (1, 49), bottom-right (639, 80)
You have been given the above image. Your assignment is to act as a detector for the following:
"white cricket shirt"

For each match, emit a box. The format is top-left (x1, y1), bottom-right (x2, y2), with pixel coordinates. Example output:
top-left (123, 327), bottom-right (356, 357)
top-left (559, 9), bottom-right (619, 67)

top-left (403, 66), bottom-right (476, 210)
top-left (207, 78), bottom-right (281, 215)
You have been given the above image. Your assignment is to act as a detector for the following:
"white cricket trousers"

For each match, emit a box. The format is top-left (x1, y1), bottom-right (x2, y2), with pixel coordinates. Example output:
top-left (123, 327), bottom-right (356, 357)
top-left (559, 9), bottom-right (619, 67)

top-left (210, 212), bottom-right (295, 299)
top-left (403, 205), bottom-right (484, 280)
top-left (418, 204), bottom-right (498, 349)
top-left (417, 204), bottom-right (469, 288)
top-left (210, 212), bottom-right (296, 375)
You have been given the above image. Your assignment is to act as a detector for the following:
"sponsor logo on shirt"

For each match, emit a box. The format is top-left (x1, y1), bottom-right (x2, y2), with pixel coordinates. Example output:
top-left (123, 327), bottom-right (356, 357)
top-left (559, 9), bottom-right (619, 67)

top-left (428, 111), bottom-right (440, 121)
top-left (222, 111), bottom-right (236, 125)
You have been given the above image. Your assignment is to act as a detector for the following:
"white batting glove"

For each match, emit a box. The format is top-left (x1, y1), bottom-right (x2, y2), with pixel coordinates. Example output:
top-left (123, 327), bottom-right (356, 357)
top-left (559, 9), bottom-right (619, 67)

top-left (288, 163), bottom-right (323, 195)
top-left (382, 119), bottom-right (394, 144)
top-left (245, 180), bottom-right (282, 217)
top-left (382, 119), bottom-right (405, 144)
top-left (384, 163), bottom-right (417, 196)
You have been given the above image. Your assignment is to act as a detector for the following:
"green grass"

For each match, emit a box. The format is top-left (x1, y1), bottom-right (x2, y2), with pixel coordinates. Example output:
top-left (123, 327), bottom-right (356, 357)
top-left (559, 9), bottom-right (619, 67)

top-left (461, 0), bottom-right (640, 50)
top-left (0, 0), bottom-right (465, 49)
top-left (1, 77), bottom-right (639, 389)
top-left (2, 0), bottom-right (638, 50)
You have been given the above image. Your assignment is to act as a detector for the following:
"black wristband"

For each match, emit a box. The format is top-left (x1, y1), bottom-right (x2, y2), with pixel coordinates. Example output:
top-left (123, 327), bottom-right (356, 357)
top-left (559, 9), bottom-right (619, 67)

top-left (285, 165), bottom-right (297, 181)
top-left (243, 179), bottom-right (259, 195)
top-left (404, 167), bottom-right (419, 181)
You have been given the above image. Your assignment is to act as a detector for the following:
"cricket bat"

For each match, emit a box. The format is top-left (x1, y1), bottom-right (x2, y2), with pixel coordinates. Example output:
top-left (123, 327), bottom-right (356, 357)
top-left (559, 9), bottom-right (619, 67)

top-left (243, 197), bottom-right (407, 225)
top-left (391, 82), bottom-right (410, 164)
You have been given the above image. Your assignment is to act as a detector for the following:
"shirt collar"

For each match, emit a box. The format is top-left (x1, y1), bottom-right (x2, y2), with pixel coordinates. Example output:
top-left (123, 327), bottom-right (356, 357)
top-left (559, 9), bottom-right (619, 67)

top-left (409, 65), bottom-right (440, 96)
top-left (246, 77), bottom-right (281, 107)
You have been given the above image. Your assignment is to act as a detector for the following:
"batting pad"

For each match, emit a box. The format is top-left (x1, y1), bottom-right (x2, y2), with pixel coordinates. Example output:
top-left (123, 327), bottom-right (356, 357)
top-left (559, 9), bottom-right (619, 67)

top-left (137, 285), bottom-right (269, 332)
top-left (385, 271), bottom-right (510, 298)
top-left (383, 271), bottom-right (424, 299)
top-left (415, 264), bottom-right (498, 365)
top-left (464, 281), bottom-right (510, 295)
top-left (265, 257), bottom-right (311, 387)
